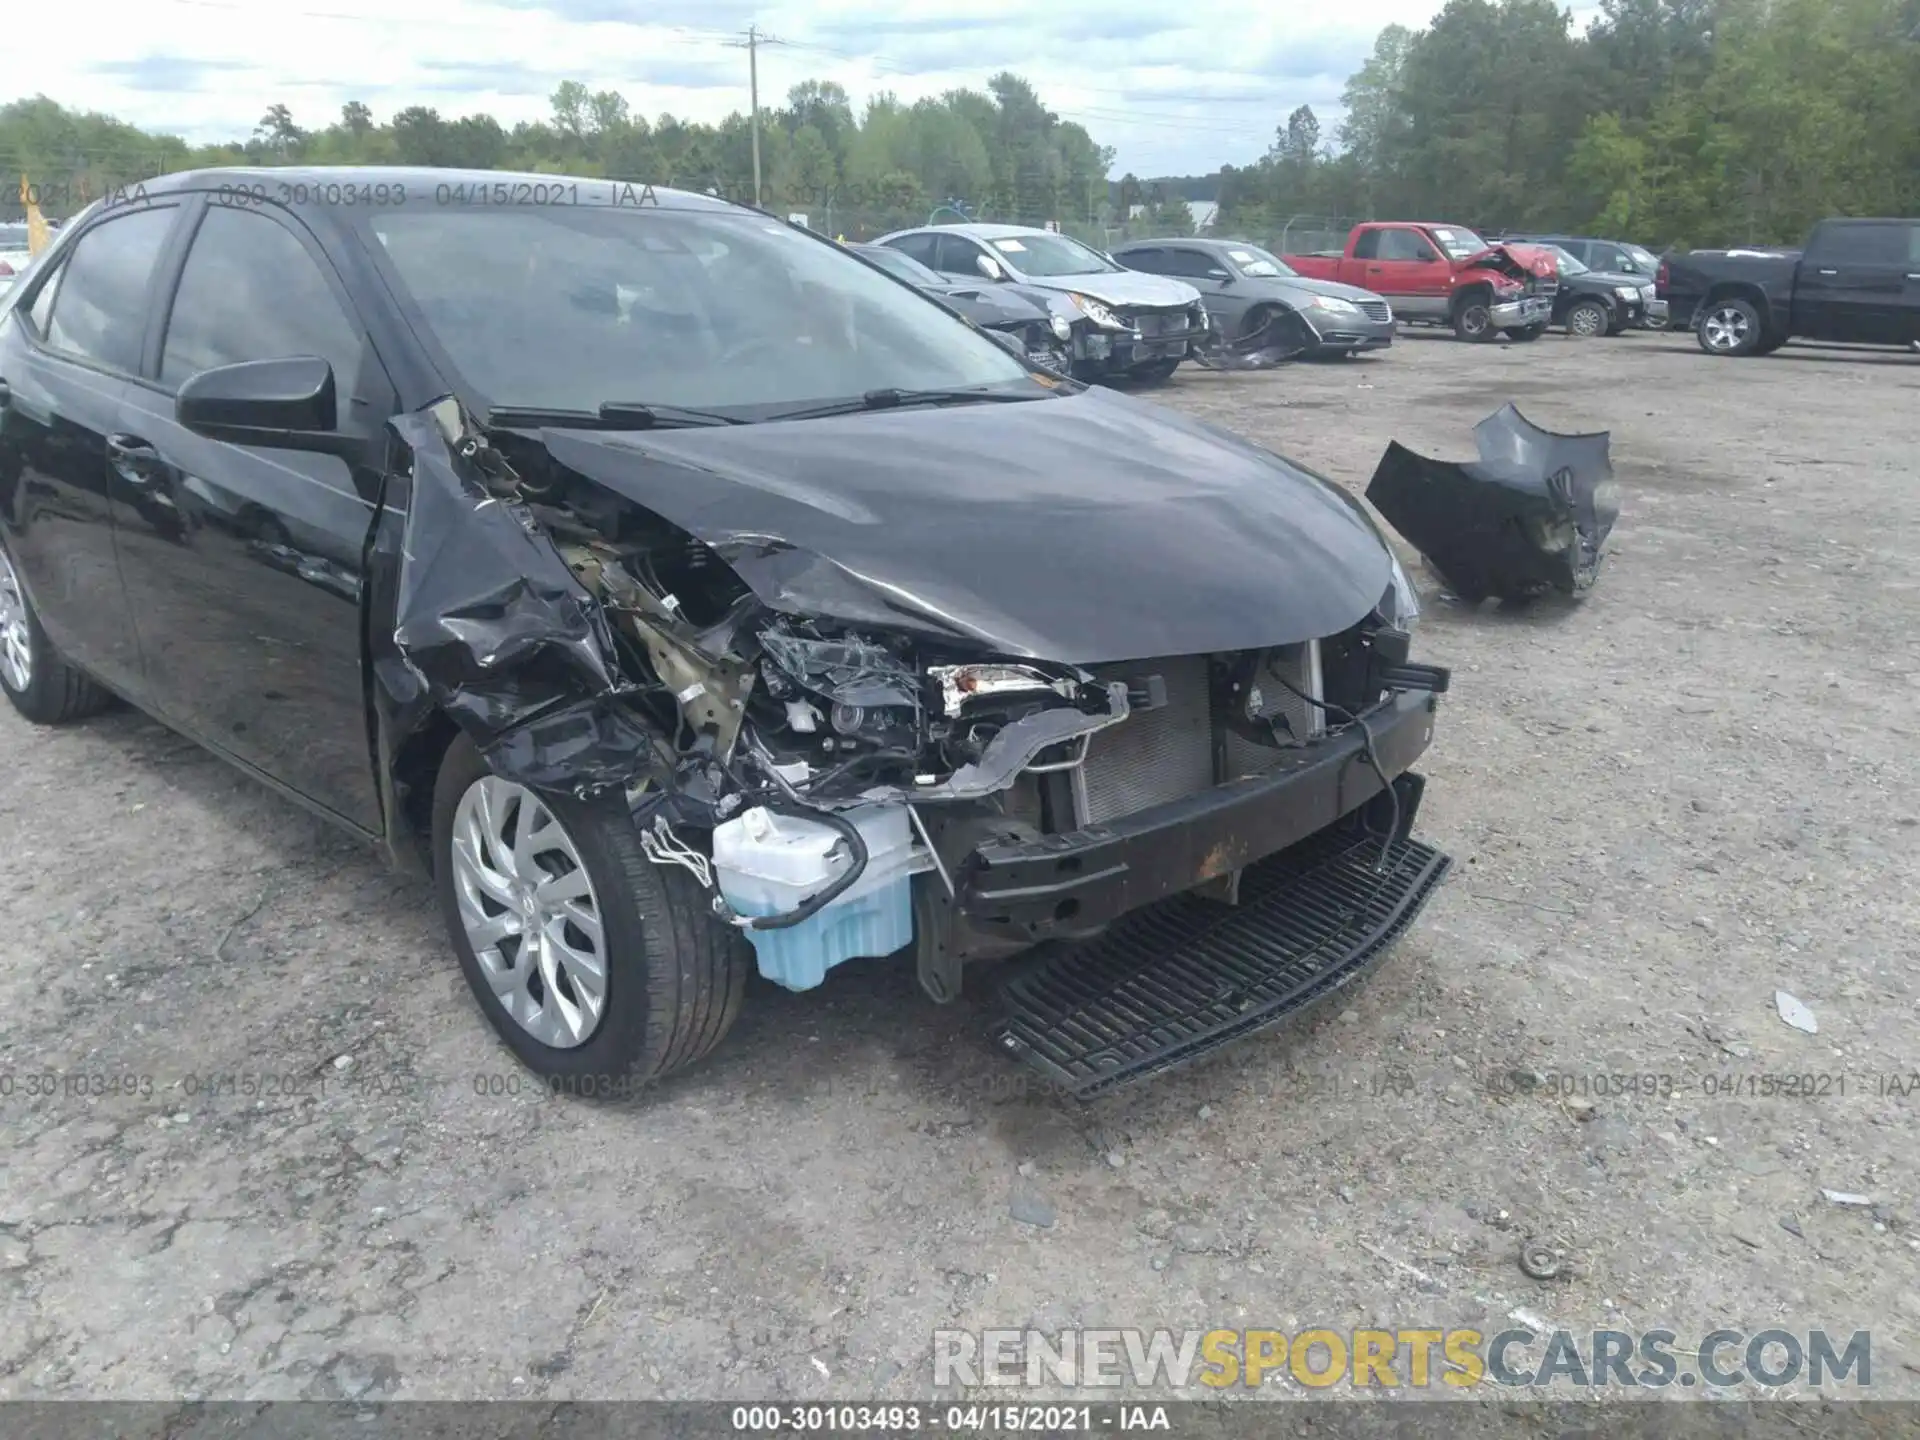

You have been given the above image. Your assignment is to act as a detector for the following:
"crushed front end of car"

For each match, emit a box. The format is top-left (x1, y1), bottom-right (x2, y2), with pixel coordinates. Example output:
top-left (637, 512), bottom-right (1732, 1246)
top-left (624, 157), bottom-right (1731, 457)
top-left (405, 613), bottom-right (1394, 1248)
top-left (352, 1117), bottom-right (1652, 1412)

top-left (385, 387), bottom-right (1454, 1096)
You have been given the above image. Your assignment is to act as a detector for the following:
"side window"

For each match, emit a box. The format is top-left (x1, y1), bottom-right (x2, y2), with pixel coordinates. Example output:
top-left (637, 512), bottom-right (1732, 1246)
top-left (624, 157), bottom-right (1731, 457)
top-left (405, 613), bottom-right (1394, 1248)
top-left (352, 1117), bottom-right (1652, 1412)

top-left (160, 205), bottom-right (362, 406)
top-left (26, 255), bottom-right (67, 335)
top-left (1157, 249), bottom-right (1215, 279)
top-left (933, 234), bottom-right (985, 275)
top-left (1906, 225), bottom-right (1920, 266)
top-left (887, 233), bottom-right (938, 268)
top-left (1808, 223), bottom-right (1902, 266)
top-left (42, 205), bottom-right (178, 373)
top-left (1375, 229), bottom-right (1432, 262)
top-left (1121, 248), bottom-right (1165, 273)
top-left (1352, 230), bottom-right (1382, 260)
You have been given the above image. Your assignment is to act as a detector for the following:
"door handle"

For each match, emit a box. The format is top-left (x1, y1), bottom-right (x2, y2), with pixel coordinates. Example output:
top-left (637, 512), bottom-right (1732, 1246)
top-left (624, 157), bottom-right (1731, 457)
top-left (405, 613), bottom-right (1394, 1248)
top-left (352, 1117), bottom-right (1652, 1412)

top-left (1817, 268), bottom-right (1838, 276)
top-left (1907, 273), bottom-right (1920, 282)
top-left (106, 433), bottom-right (162, 483)
top-left (0, 378), bottom-right (10, 408)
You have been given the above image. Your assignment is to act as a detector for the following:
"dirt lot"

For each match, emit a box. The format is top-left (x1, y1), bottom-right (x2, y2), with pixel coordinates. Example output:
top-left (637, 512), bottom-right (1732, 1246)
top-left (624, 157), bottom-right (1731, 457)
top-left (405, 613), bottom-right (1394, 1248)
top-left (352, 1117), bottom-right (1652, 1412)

top-left (3, 327), bottom-right (1917, 1406)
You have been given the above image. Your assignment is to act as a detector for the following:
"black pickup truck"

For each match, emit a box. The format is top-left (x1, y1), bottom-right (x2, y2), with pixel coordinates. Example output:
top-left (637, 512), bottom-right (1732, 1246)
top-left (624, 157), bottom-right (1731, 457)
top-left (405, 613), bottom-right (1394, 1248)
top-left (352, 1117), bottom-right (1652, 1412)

top-left (1660, 217), bottom-right (1920, 356)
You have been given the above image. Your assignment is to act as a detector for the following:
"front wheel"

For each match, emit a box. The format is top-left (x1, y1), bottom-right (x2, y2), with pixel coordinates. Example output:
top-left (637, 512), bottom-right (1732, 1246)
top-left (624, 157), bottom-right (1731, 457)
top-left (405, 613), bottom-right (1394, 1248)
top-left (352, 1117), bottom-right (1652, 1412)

top-left (1697, 298), bottom-right (1764, 356)
top-left (0, 538), bottom-right (116, 725)
top-left (1452, 297), bottom-right (1496, 343)
top-left (1564, 299), bottom-right (1610, 338)
top-left (1130, 357), bottom-right (1182, 384)
top-left (432, 736), bottom-right (750, 1093)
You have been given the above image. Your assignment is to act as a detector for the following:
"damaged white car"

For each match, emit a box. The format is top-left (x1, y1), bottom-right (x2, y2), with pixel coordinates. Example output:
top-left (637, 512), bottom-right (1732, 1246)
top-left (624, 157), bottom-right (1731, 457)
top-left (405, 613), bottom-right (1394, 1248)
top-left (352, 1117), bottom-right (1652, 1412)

top-left (0, 169), bottom-right (1451, 1099)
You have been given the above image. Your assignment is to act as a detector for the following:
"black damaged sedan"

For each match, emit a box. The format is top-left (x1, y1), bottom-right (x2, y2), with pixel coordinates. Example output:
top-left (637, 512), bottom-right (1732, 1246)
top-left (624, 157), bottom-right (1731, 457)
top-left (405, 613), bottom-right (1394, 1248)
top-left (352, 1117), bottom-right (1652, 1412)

top-left (0, 169), bottom-right (1450, 1098)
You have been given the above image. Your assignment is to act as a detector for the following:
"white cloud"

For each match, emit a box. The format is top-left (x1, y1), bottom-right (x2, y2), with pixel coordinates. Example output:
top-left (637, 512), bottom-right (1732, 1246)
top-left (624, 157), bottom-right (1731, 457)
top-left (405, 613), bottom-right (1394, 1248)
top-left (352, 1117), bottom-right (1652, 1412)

top-left (14, 0), bottom-right (1481, 174)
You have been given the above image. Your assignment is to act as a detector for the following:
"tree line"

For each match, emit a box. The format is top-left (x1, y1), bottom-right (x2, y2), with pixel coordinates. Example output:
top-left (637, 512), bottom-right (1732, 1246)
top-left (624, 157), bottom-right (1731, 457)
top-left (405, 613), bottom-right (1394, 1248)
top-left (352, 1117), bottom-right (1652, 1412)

top-left (1219, 0), bottom-right (1920, 249)
top-left (4, 0), bottom-right (1916, 249)
top-left (0, 75), bottom-right (1110, 239)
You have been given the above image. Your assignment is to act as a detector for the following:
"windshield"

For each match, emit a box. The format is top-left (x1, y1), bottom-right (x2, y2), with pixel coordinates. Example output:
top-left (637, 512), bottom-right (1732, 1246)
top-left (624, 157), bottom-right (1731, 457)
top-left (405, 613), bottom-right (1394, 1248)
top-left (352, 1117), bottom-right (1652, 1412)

top-left (0, 223), bottom-right (30, 249)
top-left (986, 232), bottom-right (1120, 277)
top-left (1428, 226), bottom-right (1487, 260)
top-left (1548, 245), bottom-right (1588, 275)
top-left (1625, 245), bottom-right (1657, 272)
top-left (857, 245), bottom-right (943, 287)
top-left (362, 204), bottom-right (1035, 416)
top-left (1223, 244), bottom-right (1297, 279)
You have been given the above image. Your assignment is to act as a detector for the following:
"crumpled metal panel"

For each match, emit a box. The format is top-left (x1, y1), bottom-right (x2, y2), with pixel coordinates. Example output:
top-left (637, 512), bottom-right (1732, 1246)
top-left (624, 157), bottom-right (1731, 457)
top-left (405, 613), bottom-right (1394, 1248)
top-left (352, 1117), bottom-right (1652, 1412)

top-left (387, 406), bottom-right (666, 793)
top-left (1190, 307), bottom-right (1320, 370)
top-left (1364, 403), bottom-right (1619, 603)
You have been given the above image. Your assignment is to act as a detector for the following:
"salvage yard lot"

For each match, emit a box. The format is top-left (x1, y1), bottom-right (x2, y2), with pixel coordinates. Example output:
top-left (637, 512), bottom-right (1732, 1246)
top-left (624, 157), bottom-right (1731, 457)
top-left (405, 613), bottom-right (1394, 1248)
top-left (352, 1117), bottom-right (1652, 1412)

top-left (2, 328), bottom-right (1917, 1402)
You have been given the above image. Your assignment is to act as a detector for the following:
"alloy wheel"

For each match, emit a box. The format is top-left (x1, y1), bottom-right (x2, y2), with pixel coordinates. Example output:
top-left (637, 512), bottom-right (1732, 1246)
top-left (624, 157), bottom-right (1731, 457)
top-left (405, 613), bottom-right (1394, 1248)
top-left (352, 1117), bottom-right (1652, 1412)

top-left (450, 775), bottom-right (608, 1049)
top-left (1568, 304), bottom-right (1606, 337)
top-left (1460, 305), bottom-right (1490, 338)
top-left (0, 546), bottom-right (33, 693)
top-left (1702, 305), bottom-right (1751, 353)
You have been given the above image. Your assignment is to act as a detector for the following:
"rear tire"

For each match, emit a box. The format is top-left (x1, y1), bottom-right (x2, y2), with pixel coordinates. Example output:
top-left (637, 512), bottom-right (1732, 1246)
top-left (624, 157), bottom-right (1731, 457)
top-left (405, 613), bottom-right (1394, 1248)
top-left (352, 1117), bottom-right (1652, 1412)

top-left (0, 538), bottom-right (116, 725)
top-left (1697, 297), bottom-right (1764, 356)
top-left (432, 735), bottom-right (750, 1094)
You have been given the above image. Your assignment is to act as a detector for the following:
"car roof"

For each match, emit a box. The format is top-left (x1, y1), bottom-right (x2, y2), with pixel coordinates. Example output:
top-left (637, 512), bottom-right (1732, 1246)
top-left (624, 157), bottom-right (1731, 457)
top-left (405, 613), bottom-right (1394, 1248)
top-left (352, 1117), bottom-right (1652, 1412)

top-left (118, 166), bottom-right (739, 212)
top-left (901, 222), bottom-right (1063, 241)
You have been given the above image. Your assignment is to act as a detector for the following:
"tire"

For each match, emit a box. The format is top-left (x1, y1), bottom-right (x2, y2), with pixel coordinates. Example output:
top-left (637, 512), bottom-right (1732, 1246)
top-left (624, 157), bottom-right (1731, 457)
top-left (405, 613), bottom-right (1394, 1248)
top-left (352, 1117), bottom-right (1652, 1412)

top-left (1564, 299), bottom-right (1610, 338)
top-left (1130, 357), bottom-right (1181, 384)
top-left (0, 537), bottom-right (115, 725)
top-left (1506, 324), bottom-right (1547, 343)
top-left (1697, 297), bottom-right (1764, 356)
top-left (1452, 294), bottom-right (1496, 343)
top-left (432, 734), bottom-right (749, 1093)
top-left (1753, 333), bottom-right (1788, 356)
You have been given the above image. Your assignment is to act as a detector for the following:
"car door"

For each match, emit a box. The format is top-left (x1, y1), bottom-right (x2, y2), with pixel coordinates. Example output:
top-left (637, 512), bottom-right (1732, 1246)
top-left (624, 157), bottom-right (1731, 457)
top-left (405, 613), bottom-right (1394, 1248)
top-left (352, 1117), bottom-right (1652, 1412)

top-left (1903, 224), bottom-right (1920, 344)
top-left (1354, 227), bottom-right (1450, 319)
top-left (108, 198), bottom-right (394, 832)
top-left (0, 201), bottom-right (184, 701)
top-left (1792, 221), bottom-right (1910, 345)
top-left (1158, 246), bottom-right (1245, 333)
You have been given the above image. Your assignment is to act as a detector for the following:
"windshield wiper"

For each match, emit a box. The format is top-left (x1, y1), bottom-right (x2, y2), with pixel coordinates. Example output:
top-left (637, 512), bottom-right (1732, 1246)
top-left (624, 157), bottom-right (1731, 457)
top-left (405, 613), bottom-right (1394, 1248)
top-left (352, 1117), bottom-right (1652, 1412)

top-left (483, 400), bottom-right (747, 431)
top-left (767, 386), bottom-right (1051, 423)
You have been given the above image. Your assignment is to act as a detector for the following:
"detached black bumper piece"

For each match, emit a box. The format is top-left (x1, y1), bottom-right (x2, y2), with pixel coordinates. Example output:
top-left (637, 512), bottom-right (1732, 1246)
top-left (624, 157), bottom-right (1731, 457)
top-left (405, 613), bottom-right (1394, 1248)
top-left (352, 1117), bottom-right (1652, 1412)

top-left (989, 826), bottom-right (1451, 1100)
top-left (1365, 402), bottom-right (1619, 603)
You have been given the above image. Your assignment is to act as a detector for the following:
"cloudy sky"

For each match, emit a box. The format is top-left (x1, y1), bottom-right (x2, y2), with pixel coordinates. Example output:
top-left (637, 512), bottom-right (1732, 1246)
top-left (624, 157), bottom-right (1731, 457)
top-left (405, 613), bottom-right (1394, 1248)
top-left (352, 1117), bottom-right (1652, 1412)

top-left (20, 0), bottom-right (1593, 175)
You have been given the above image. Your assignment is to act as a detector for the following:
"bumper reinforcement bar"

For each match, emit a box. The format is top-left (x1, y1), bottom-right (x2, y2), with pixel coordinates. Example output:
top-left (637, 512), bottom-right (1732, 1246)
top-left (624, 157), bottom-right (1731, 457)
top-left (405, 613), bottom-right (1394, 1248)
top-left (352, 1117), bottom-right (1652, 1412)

top-left (989, 827), bottom-right (1451, 1100)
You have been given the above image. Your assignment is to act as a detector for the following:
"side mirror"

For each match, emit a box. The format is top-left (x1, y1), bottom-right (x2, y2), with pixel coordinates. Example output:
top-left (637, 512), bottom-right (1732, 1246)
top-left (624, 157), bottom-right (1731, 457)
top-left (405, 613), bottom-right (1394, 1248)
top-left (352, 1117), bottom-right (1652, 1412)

top-left (1207, 268), bottom-right (1234, 284)
top-left (175, 356), bottom-right (356, 456)
top-left (975, 253), bottom-right (1005, 282)
top-left (1413, 246), bottom-right (1439, 262)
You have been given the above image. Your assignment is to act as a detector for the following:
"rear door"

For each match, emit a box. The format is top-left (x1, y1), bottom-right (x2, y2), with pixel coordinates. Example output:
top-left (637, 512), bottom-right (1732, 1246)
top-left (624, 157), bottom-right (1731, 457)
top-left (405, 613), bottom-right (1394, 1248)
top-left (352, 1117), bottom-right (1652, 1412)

top-left (1792, 221), bottom-right (1910, 344)
top-left (109, 198), bottom-right (394, 831)
top-left (0, 201), bottom-right (184, 700)
top-left (1353, 226), bottom-right (1451, 318)
top-left (1152, 245), bottom-right (1243, 333)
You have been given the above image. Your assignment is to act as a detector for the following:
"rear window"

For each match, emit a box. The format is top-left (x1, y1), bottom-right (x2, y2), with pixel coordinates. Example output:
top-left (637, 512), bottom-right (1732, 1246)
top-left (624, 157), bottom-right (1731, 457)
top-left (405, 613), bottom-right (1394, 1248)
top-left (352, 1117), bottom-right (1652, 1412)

top-left (41, 205), bottom-right (177, 373)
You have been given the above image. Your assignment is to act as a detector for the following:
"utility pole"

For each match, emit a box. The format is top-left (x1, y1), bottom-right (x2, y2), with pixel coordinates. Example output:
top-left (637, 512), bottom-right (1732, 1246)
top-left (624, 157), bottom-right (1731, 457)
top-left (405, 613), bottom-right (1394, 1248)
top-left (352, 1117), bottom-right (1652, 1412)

top-left (724, 24), bottom-right (786, 208)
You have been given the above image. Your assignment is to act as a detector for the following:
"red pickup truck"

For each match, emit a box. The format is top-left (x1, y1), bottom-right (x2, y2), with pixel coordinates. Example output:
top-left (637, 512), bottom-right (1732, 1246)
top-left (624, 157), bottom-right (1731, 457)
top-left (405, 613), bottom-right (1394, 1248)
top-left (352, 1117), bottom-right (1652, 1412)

top-left (1287, 222), bottom-right (1559, 342)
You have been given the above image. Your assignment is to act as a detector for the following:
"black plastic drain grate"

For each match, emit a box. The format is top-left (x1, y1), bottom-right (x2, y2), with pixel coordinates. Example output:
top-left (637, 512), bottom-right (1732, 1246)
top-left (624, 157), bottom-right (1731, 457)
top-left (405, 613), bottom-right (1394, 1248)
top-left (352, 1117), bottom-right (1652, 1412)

top-left (988, 829), bottom-right (1451, 1100)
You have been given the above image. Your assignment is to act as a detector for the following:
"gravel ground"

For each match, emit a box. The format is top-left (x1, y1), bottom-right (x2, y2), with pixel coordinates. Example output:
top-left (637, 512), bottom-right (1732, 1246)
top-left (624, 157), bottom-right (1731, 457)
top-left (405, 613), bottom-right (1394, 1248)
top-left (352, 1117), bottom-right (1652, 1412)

top-left (3, 328), bottom-right (1917, 1406)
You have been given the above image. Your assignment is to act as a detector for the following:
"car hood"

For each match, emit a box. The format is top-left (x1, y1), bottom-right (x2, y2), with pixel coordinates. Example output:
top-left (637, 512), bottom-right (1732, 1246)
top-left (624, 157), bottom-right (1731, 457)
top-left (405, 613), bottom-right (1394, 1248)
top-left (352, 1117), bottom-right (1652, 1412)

top-left (1015, 268), bottom-right (1203, 309)
top-left (537, 387), bottom-right (1391, 663)
top-left (924, 282), bottom-right (1049, 327)
top-left (1576, 268), bottom-right (1649, 289)
top-left (1467, 243), bottom-right (1559, 281)
top-left (1255, 274), bottom-right (1387, 305)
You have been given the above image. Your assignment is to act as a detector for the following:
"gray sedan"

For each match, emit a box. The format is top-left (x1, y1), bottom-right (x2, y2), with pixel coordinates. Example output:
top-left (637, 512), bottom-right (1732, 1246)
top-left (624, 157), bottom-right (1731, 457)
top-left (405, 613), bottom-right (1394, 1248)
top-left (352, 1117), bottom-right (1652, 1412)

top-left (1113, 238), bottom-right (1397, 357)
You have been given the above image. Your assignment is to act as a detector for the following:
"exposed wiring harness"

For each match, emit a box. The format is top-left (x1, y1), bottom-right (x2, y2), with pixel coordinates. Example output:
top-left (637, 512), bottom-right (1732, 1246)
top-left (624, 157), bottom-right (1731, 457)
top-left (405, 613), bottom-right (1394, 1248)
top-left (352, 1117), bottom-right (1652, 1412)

top-left (1271, 675), bottom-right (1400, 875)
